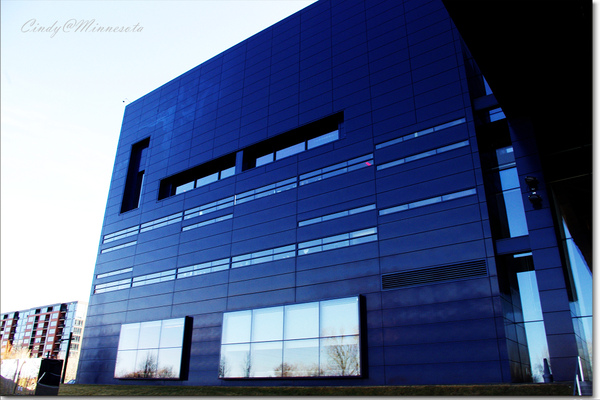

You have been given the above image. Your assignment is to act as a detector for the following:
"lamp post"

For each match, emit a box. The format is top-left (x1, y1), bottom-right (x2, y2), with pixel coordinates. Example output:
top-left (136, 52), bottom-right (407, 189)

top-left (58, 332), bottom-right (73, 384)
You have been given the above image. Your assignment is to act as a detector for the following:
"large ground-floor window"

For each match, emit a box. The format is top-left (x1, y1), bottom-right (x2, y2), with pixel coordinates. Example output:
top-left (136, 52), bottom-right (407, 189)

top-left (114, 317), bottom-right (190, 379)
top-left (220, 296), bottom-right (361, 378)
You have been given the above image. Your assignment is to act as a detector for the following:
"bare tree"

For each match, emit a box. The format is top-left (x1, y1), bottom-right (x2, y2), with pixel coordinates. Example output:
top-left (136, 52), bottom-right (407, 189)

top-left (2, 344), bottom-right (31, 360)
top-left (137, 353), bottom-right (158, 378)
top-left (322, 336), bottom-right (360, 376)
top-left (218, 357), bottom-right (230, 378)
top-left (242, 351), bottom-right (251, 378)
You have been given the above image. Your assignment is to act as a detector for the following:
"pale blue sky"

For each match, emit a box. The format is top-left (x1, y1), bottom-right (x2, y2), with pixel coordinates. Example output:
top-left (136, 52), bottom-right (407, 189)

top-left (1, 0), bottom-right (316, 313)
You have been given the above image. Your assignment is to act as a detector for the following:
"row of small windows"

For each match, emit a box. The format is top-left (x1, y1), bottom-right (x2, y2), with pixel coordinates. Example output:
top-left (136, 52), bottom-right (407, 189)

top-left (101, 154), bottom-right (374, 252)
top-left (94, 227), bottom-right (379, 294)
top-left (98, 190), bottom-right (479, 289)
top-left (96, 184), bottom-right (479, 293)
top-left (106, 116), bottom-right (466, 245)
top-left (157, 113), bottom-right (343, 201)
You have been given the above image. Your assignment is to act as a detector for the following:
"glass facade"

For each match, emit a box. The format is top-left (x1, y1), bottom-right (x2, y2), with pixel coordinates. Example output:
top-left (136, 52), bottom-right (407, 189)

top-left (115, 318), bottom-right (188, 379)
top-left (220, 297), bottom-right (361, 378)
top-left (563, 219), bottom-right (593, 377)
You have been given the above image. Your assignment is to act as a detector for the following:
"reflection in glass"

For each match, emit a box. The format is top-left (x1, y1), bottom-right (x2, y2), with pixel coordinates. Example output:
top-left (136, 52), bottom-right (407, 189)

top-left (284, 302), bottom-right (319, 340)
top-left (196, 172), bottom-right (219, 188)
top-left (114, 350), bottom-right (138, 378)
top-left (175, 181), bottom-right (194, 195)
top-left (283, 339), bottom-right (319, 377)
top-left (118, 323), bottom-right (140, 350)
top-left (222, 311), bottom-right (251, 344)
top-left (563, 219), bottom-right (593, 376)
top-left (256, 153), bottom-right (274, 167)
top-left (276, 142), bottom-right (305, 160)
top-left (160, 319), bottom-right (185, 348)
top-left (157, 347), bottom-right (182, 378)
top-left (252, 307), bottom-right (283, 342)
top-left (320, 297), bottom-right (359, 337)
top-left (251, 341), bottom-right (283, 377)
top-left (220, 296), bottom-right (361, 379)
top-left (517, 271), bottom-right (550, 382)
top-left (220, 343), bottom-right (251, 378)
top-left (114, 317), bottom-right (187, 380)
top-left (136, 349), bottom-right (159, 378)
top-left (320, 336), bottom-right (360, 376)
top-left (499, 167), bottom-right (528, 238)
top-left (138, 321), bottom-right (161, 349)
top-left (307, 130), bottom-right (339, 149)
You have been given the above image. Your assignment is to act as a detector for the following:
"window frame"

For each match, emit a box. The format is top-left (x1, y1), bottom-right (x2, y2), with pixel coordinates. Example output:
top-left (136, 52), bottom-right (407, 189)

top-left (219, 296), bottom-right (363, 380)
top-left (114, 316), bottom-right (192, 381)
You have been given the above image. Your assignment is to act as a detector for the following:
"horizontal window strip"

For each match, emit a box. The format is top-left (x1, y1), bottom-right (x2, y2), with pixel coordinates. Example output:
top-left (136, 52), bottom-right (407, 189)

top-left (182, 214), bottom-right (233, 232)
top-left (299, 154), bottom-right (374, 186)
top-left (132, 269), bottom-right (176, 287)
top-left (96, 267), bottom-right (133, 279)
top-left (375, 118), bottom-right (466, 150)
top-left (100, 241), bottom-right (137, 254)
top-left (184, 196), bottom-right (235, 220)
top-left (232, 244), bottom-right (296, 268)
top-left (379, 188), bottom-right (477, 216)
top-left (140, 212), bottom-right (183, 233)
top-left (235, 177), bottom-right (297, 205)
top-left (299, 204), bottom-right (376, 227)
top-left (94, 278), bottom-right (132, 294)
top-left (377, 140), bottom-right (470, 171)
top-left (177, 258), bottom-right (230, 279)
top-left (103, 226), bottom-right (139, 244)
top-left (298, 227), bottom-right (378, 256)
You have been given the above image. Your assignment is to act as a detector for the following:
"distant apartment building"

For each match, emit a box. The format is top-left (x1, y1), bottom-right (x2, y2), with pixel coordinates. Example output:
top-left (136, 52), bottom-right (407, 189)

top-left (1, 301), bottom-right (87, 381)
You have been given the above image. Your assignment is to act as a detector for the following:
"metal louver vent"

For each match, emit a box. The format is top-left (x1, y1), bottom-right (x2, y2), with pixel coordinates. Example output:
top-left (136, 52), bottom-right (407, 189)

top-left (382, 259), bottom-right (487, 290)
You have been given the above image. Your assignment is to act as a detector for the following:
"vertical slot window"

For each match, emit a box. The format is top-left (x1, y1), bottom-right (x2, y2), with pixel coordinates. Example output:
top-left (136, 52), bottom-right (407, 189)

top-left (121, 138), bottom-right (150, 213)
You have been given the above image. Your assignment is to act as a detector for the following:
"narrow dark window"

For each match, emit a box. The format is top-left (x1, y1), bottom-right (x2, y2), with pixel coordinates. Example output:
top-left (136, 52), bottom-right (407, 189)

top-left (158, 153), bottom-right (236, 200)
top-left (242, 112), bottom-right (343, 171)
top-left (121, 138), bottom-right (150, 213)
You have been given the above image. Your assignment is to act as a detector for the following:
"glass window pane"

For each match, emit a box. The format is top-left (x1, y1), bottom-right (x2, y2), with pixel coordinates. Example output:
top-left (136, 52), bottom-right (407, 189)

top-left (251, 307), bottom-right (283, 342)
top-left (276, 142), bottom-right (305, 160)
top-left (320, 297), bottom-right (359, 337)
top-left (256, 153), bottom-right (274, 167)
top-left (220, 343), bottom-right (251, 378)
top-left (250, 341), bottom-right (283, 377)
top-left (135, 349), bottom-right (159, 378)
top-left (499, 167), bottom-right (520, 190)
top-left (118, 323), bottom-right (140, 350)
top-left (175, 181), bottom-right (194, 195)
top-left (222, 311), bottom-right (251, 344)
top-left (517, 271), bottom-right (544, 322)
top-left (157, 347), bottom-right (182, 379)
top-left (496, 146), bottom-right (515, 166)
top-left (523, 321), bottom-right (549, 383)
top-left (196, 172), bottom-right (219, 188)
top-left (319, 335), bottom-right (360, 376)
top-left (138, 321), bottom-right (161, 349)
top-left (503, 188), bottom-right (529, 237)
top-left (284, 302), bottom-right (319, 340)
top-left (220, 166), bottom-right (235, 179)
top-left (307, 130), bottom-right (339, 149)
top-left (283, 339), bottom-right (319, 377)
top-left (159, 318), bottom-right (185, 348)
top-left (114, 350), bottom-right (138, 378)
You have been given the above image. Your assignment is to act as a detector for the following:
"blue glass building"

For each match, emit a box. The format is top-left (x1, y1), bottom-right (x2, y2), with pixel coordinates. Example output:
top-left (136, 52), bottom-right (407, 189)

top-left (77, 0), bottom-right (592, 386)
